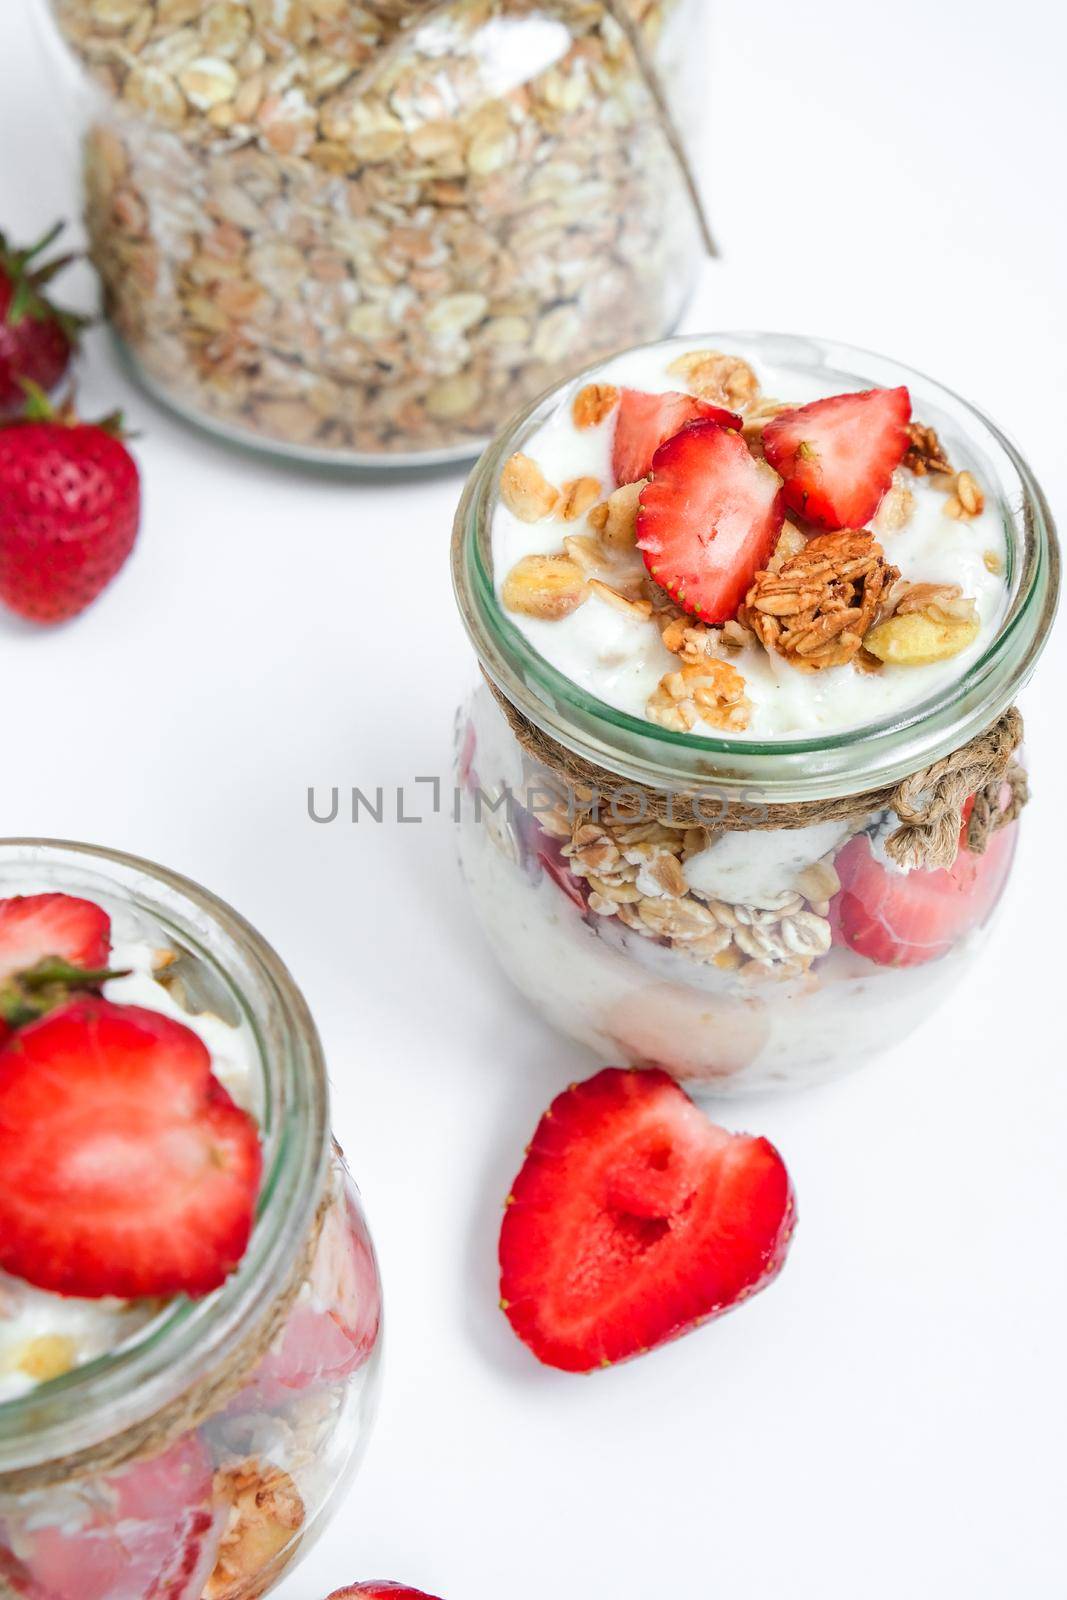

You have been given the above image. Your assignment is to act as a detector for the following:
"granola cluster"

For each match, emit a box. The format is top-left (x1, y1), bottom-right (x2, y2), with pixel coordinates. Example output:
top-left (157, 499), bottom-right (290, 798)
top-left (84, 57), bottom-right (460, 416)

top-left (739, 530), bottom-right (900, 672)
top-left (205, 1459), bottom-right (305, 1600)
top-left (52, 0), bottom-right (701, 459)
top-left (537, 799), bottom-right (843, 983)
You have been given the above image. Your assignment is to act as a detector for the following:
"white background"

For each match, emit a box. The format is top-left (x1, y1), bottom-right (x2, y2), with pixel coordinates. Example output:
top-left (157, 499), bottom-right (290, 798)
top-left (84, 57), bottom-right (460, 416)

top-left (2, 0), bottom-right (1066, 1595)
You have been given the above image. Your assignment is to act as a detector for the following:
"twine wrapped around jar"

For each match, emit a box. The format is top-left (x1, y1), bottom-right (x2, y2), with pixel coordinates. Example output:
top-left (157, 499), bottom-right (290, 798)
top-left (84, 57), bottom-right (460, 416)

top-left (373, 0), bottom-right (718, 255)
top-left (0, 1188), bottom-right (332, 1495)
top-left (485, 676), bottom-right (1028, 871)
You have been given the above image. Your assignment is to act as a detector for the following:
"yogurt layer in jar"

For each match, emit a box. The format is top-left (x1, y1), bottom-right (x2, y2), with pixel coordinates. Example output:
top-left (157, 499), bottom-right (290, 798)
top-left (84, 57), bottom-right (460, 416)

top-left (451, 332), bottom-right (1059, 1093)
top-left (0, 841), bottom-right (382, 1600)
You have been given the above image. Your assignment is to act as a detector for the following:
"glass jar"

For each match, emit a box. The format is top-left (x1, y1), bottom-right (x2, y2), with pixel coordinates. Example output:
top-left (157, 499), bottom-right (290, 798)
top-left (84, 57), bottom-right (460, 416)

top-left (450, 333), bottom-right (1060, 1094)
top-left (0, 840), bottom-right (382, 1600)
top-left (40, 0), bottom-right (707, 469)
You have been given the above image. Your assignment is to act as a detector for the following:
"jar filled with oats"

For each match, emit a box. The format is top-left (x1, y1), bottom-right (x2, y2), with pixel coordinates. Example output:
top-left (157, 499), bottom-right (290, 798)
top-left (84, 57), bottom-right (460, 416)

top-left (451, 332), bottom-right (1060, 1094)
top-left (0, 839), bottom-right (382, 1600)
top-left (42, 0), bottom-right (710, 467)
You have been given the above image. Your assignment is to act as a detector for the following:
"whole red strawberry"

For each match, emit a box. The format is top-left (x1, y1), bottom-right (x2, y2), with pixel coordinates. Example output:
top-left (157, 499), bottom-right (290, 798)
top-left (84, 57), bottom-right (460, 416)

top-left (0, 392), bottom-right (140, 624)
top-left (0, 223), bottom-right (84, 416)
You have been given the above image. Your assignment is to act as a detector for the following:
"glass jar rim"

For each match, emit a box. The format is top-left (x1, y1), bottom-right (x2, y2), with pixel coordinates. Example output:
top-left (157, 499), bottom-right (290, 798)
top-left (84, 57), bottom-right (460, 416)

top-left (0, 839), bottom-right (329, 1477)
top-left (452, 331), bottom-right (1061, 802)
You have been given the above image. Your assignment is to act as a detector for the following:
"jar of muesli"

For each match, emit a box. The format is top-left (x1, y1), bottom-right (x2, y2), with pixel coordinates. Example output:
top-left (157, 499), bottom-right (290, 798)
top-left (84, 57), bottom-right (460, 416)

top-left (450, 332), bottom-right (1060, 1094)
top-left (40, 0), bottom-right (709, 468)
top-left (0, 839), bottom-right (382, 1600)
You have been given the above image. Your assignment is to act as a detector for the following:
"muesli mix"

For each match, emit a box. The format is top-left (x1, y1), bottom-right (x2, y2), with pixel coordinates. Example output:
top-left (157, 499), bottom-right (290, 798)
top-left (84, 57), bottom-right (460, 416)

top-left (48, 0), bottom-right (702, 461)
top-left (454, 336), bottom-right (1025, 1088)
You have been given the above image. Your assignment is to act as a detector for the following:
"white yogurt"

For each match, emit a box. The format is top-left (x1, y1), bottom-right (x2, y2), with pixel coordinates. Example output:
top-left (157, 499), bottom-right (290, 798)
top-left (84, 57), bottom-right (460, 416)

top-left (492, 336), bottom-right (1008, 739)
top-left (0, 940), bottom-right (257, 1404)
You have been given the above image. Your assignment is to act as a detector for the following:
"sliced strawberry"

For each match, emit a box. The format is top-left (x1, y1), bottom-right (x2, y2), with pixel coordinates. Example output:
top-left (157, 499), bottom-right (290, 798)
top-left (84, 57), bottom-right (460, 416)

top-left (237, 1180), bottom-right (381, 1408)
top-left (831, 810), bottom-right (1017, 967)
top-left (612, 388), bottom-right (740, 486)
top-left (0, 893), bottom-right (110, 984)
top-left (328, 1586), bottom-right (445, 1599)
top-left (500, 1067), bottom-right (795, 1373)
top-left (0, 1435), bottom-right (223, 1600)
top-left (762, 386), bottom-right (911, 530)
top-left (637, 421), bottom-right (784, 623)
top-left (0, 998), bottom-right (262, 1299)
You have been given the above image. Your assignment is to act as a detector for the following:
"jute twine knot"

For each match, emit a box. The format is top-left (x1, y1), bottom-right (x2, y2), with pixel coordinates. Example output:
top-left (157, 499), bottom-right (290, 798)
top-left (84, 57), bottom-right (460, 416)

top-left (0, 1189), bottom-right (332, 1496)
top-left (369, 0), bottom-right (717, 256)
top-left (485, 677), bottom-right (1026, 872)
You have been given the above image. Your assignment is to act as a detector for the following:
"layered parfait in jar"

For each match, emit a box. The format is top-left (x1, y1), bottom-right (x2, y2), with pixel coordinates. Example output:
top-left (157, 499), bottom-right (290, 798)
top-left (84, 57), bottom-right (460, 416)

top-left (451, 332), bottom-right (1058, 1093)
top-left (0, 841), bottom-right (382, 1600)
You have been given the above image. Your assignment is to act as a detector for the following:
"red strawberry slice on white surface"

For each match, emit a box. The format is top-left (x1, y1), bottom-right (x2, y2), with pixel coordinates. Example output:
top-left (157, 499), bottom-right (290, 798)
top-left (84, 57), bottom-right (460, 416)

top-left (0, 998), bottom-right (262, 1300)
top-left (500, 1067), bottom-right (796, 1373)
top-left (637, 420), bottom-right (785, 623)
top-left (0, 1435), bottom-right (223, 1600)
top-left (831, 808), bottom-right (1017, 967)
top-left (612, 388), bottom-right (740, 486)
top-left (762, 386), bottom-right (911, 530)
top-left (0, 893), bottom-right (110, 984)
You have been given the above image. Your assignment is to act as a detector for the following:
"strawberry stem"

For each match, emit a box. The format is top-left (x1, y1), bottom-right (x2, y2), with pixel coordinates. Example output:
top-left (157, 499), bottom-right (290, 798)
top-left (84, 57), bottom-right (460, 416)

top-left (0, 958), bottom-right (130, 1029)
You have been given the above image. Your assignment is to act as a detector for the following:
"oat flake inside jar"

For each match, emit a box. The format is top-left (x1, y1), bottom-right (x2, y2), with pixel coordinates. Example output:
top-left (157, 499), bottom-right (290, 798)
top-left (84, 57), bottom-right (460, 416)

top-left (42, 0), bottom-right (710, 468)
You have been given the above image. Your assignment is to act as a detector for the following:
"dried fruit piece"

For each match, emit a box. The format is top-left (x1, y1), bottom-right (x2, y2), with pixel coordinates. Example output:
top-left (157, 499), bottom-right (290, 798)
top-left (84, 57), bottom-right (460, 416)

top-left (499, 1067), bottom-right (796, 1372)
top-left (612, 389), bottom-right (741, 486)
top-left (762, 386), bottom-right (912, 530)
top-left (862, 610), bottom-right (980, 666)
top-left (667, 349), bottom-right (760, 409)
top-left (502, 554), bottom-right (587, 621)
top-left (572, 383), bottom-right (619, 429)
top-left (637, 421), bottom-right (785, 624)
top-left (204, 1461), bottom-right (304, 1600)
top-left (556, 476), bottom-right (602, 522)
top-left (499, 453), bottom-right (559, 522)
top-left (647, 660), bottom-right (751, 733)
top-left (740, 529), bottom-right (899, 672)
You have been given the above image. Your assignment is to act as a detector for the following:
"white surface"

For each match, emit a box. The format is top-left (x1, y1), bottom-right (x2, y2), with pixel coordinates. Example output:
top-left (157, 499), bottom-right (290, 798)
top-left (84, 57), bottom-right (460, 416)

top-left (1, 0), bottom-right (1064, 1594)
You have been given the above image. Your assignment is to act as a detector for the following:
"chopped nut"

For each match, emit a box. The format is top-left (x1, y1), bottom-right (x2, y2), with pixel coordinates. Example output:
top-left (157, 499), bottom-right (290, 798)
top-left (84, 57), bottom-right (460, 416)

top-left (588, 480), bottom-right (644, 549)
top-left (720, 619), bottom-right (754, 651)
top-left (16, 1335), bottom-right (77, 1382)
top-left (739, 530), bottom-right (900, 672)
top-left (647, 660), bottom-right (752, 733)
top-left (955, 470), bottom-right (985, 517)
top-left (863, 610), bottom-right (981, 666)
top-left (500, 454), bottom-right (560, 523)
top-left (587, 579), bottom-right (653, 620)
top-left (556, 476), bottom-right (603, 522)
top-left (794, 858), bottom-right (841, 904)
top-left (660, 615), bottom-right (715, 664)
top-left (667, 349), bottom-right (760, 409)
top-left (572, 383), bottom-right (620, 429)
top-left (873, 480), bottom-right (915, 535)
top-left (889, 582), bottom-right (979, 625)
top-left (904, 422), bottom-right (953, 476)
top-left (503, 554), bottom-right (587, 621)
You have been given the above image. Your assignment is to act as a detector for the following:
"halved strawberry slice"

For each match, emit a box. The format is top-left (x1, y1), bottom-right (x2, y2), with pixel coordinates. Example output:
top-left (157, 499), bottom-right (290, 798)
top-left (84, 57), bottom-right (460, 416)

top-left (328, 1587), bottom-right (445, 1599)
top-left (612, 388), bottom-right (741, 486)
top-left (237, 1181), bottom-right (381, 1409)
top-left (0, 1435), bottom-right (223, 1600)
top-left (762, 386), bottom-right (911, 530)
top-left (0, 893), bottom-right (110, 984)
top-left (500, 1067), bottom-right (795, 1373)
top-left (637, 421), bottom-right (785, 623)
top-left (831, 808), bottom-right (1017, 967)
top-left (0, 998), bottom-right (262, 1299)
